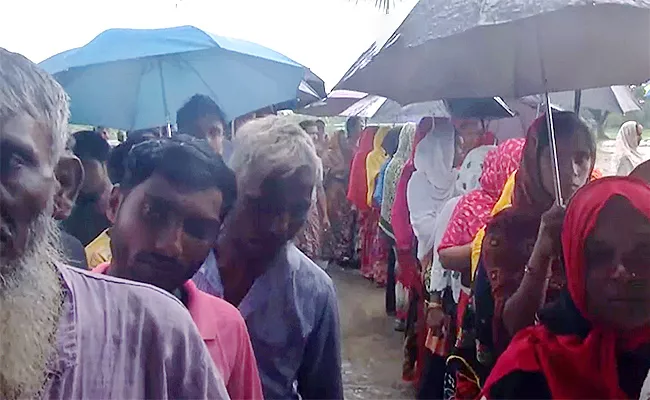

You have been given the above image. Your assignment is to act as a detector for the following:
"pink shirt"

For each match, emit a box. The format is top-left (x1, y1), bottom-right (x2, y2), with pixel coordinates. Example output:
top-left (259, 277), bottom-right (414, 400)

top-left (94, 263), bottom-right (263, 400)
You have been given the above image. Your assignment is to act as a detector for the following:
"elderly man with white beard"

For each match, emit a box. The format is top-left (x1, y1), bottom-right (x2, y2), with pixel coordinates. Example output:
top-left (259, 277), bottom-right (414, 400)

top-left (0, 48), bottom-right (229, 399)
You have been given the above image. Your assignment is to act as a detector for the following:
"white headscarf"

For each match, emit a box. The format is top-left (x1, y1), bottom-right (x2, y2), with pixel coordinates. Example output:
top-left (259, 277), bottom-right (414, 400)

top-left (427, 196), bottom-right (461, 294)
top-left (614, 121), bottom-right (643, 176)
top-left (428, 145), bottom-right (495, 300)
top-left (407, 126), bottom-right (456, 261)
top-left (455, 145), bottom-right (497, 195)
top-left (641, 369), bottom-right (650, 400)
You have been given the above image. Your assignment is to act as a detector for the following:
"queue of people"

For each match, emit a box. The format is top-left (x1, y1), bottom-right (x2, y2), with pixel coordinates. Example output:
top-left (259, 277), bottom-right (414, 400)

top-left (325, 109), bottom-right (650, 399)
top-left (3, 43), bottom-right (650, 400)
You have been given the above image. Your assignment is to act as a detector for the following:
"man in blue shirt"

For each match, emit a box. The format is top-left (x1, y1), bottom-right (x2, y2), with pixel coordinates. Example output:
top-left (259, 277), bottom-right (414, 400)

top-left (194, 115), bottom-right (343, 399)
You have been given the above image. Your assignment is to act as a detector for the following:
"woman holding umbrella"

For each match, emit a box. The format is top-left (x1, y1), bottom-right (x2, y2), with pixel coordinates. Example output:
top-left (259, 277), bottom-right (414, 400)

top-left (479, 112), bottom-right (596, 355)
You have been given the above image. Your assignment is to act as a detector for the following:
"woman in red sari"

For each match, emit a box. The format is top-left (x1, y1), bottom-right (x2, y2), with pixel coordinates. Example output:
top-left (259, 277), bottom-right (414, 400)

top-left (347, 127), bottom-right (377, 275)
top-left (482, 177), bottom-right (650, 399)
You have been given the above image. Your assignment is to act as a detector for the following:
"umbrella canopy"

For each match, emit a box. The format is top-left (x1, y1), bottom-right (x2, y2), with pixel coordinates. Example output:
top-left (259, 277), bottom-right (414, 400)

top-left (299, 90), bottom-right (369, 116)
top-left (370, 99), bottom-right (451, 122)
top-left (301, 90), bottom-right (513, 121)
top-left (40, 25), bottom-right (306, 130)
top-left (260, 69), bottom-right (327, 115)
top-left (550, 85), bottom-right (641, 114)
top-left (335, 0), bottom-right (650, 103)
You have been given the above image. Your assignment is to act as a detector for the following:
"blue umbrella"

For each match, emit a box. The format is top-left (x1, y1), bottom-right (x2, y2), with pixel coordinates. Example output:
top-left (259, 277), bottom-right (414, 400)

top-left (39, 25), bottom-right (306, 130)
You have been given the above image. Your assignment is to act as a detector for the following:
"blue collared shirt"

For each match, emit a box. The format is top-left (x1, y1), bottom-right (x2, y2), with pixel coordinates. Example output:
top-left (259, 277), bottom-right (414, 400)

top-left (193, 244), bottom-right (344, 400)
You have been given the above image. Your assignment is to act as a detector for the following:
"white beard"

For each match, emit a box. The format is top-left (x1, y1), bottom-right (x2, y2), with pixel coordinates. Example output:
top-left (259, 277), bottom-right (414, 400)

top-left (0, 212), bottom-right (64, 400)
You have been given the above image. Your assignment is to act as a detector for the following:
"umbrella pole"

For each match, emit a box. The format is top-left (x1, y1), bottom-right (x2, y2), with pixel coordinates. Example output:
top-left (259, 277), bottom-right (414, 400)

top-left (544, 91), bottom-right (564, 207)
top-left (573, 90), bottom-right (582, 115)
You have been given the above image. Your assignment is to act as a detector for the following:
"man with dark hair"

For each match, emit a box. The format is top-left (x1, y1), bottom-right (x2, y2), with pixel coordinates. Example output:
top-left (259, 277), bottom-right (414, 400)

top-left (62, 130), bottom-right (112, 246)
top-left (299, 119), bottom-right (321, 144)
top-left (315, 119), bottom-right (326, 136)
top-left (87, 134), bottom-right (155, 268)
top-left (176, 94), bottom-right (226, 155)
top-left (91, 135), bottom-right (263, 399)
top-left (346, 116), bottom-right (363, 142)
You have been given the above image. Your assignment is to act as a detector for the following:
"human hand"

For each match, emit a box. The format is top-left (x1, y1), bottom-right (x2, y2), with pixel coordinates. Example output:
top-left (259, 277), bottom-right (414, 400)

top-left (533, 204), bottom-right (565, 260)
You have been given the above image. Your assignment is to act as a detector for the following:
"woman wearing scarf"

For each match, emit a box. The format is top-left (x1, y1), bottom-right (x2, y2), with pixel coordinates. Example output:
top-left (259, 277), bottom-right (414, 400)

top-left (614, 120), bottom-right (644, 176)
top-left (361, 127), bottom-right (396, 284)
top-left (347, 126), bottom-right (377, 273)
top-left (438, 138), bottom-right (524, 277)
top-left (347, 127), bottom-right (377, 211)
top-left (416, 144), bottom-right (494, 399)
top-left (408, 120), bottom-right (457, 267)
top-left (482, 177), bottom-right (650, 399)
top-left (322, 130), bottom-right (358, 267)
top-left (479, 112), bottom-right (596, 362)
top-left (388, 119), bottom-right (431, 383)
top-left (381, 124), bottom-right (417, 321)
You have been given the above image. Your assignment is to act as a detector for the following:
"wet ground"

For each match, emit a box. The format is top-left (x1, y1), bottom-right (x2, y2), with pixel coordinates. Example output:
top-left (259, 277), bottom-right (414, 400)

top-left (329, 266), bottom-right (415, 400)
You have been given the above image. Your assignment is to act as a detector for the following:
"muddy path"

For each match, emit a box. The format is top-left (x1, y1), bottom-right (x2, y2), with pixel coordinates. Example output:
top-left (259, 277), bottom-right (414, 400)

top-left (329, 266), bottom-right (415, 399)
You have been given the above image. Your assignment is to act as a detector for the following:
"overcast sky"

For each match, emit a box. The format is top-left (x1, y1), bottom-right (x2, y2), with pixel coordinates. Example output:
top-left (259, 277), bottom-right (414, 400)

top-left (1, 0), bottom-right (416, 89)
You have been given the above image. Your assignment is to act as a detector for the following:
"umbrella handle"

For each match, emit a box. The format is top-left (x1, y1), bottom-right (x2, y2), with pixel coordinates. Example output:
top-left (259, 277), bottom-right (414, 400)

top-left (544, 92), bottom-right (564, 207)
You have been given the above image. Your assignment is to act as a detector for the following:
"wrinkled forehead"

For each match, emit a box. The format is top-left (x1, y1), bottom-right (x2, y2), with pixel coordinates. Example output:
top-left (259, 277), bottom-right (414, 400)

top-left (1, 113), bottom-right (56, 165)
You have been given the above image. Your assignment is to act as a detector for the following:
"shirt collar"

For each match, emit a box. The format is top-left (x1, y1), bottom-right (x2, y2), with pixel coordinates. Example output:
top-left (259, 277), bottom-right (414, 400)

top-left (183, 280), bottom-right (220, 341)
top-left (93, 262), bottom-right (217, 341)
top-left (202, 244), bottom-right (300, 317)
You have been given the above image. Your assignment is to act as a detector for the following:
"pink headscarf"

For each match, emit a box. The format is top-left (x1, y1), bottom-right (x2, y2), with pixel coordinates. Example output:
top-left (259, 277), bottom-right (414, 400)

top-left (391, 117), bottom-right (433, 251)
top-left (438, 138), bottom-right (524, 250)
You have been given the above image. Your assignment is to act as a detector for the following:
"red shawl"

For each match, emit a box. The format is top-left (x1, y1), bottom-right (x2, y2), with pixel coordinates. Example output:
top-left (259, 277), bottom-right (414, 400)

top-left (438, 138), bottom-right (524, 250)
top-left (347, 127), bottom-right (377, 211)
top-left (483, 177), bottom-right (650, 399)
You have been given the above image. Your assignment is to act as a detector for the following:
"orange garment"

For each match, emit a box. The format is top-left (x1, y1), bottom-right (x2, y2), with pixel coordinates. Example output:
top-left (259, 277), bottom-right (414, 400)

top-left (93, 263), bottom-right (263, 400)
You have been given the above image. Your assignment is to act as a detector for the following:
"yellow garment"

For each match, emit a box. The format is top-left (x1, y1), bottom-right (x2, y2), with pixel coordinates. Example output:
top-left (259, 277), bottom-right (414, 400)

top-left (470, 171), bottom-right (516, 279)
top-left (85, 229), bottom-right (112, 269)
top-left (365, 126), bottom-right (390, 206)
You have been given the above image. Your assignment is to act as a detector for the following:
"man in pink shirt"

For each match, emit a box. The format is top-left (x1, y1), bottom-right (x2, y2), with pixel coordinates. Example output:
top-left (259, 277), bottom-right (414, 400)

top-left (94, 135), bottom-right (263, 399)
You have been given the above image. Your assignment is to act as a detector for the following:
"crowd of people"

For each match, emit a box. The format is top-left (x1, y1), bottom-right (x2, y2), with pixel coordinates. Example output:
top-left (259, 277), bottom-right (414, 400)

top-left (291, 109), bottom-right (650, 398)
top-left (2, 44), bottom-right (650, 400)
top-left (0, 48), bottom-right (342, 400)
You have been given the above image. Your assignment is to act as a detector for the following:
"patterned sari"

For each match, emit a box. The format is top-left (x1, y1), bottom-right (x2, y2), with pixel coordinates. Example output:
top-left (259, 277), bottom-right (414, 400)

top-left (322, 131), bottom-right (357, 265)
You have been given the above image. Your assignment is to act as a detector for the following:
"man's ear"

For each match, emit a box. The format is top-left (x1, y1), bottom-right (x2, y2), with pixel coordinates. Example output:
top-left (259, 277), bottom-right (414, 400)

top-left (53, 154), bottom-right (84, 221)
top-left (106, 184), bottom-right (123, 224)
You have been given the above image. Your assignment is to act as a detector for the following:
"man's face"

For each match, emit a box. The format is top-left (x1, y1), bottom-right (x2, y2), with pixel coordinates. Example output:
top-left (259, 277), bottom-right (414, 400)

top-left (316, 122), bottom-right (326, 137)
top-left (304, 125), bottom-right (322, 148)
top-left (108, 173), bottom-right (223, 292)
top-left (80, 158), bottom-right (108, 195)
top-left (221, 166), bottom-right (315, 263)
top-left (52, 151), bottom-right (83, 221)
top-left (0, 114), bottom-right (57, 264)
top-left (196, 115), bottom-right (225, 154)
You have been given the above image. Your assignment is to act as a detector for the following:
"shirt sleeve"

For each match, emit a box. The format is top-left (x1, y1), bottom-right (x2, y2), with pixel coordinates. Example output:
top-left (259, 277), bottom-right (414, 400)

top-left (228, 320), bottom-right (264, 400)
top-left (297, 285), bottom-right (344, 400)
